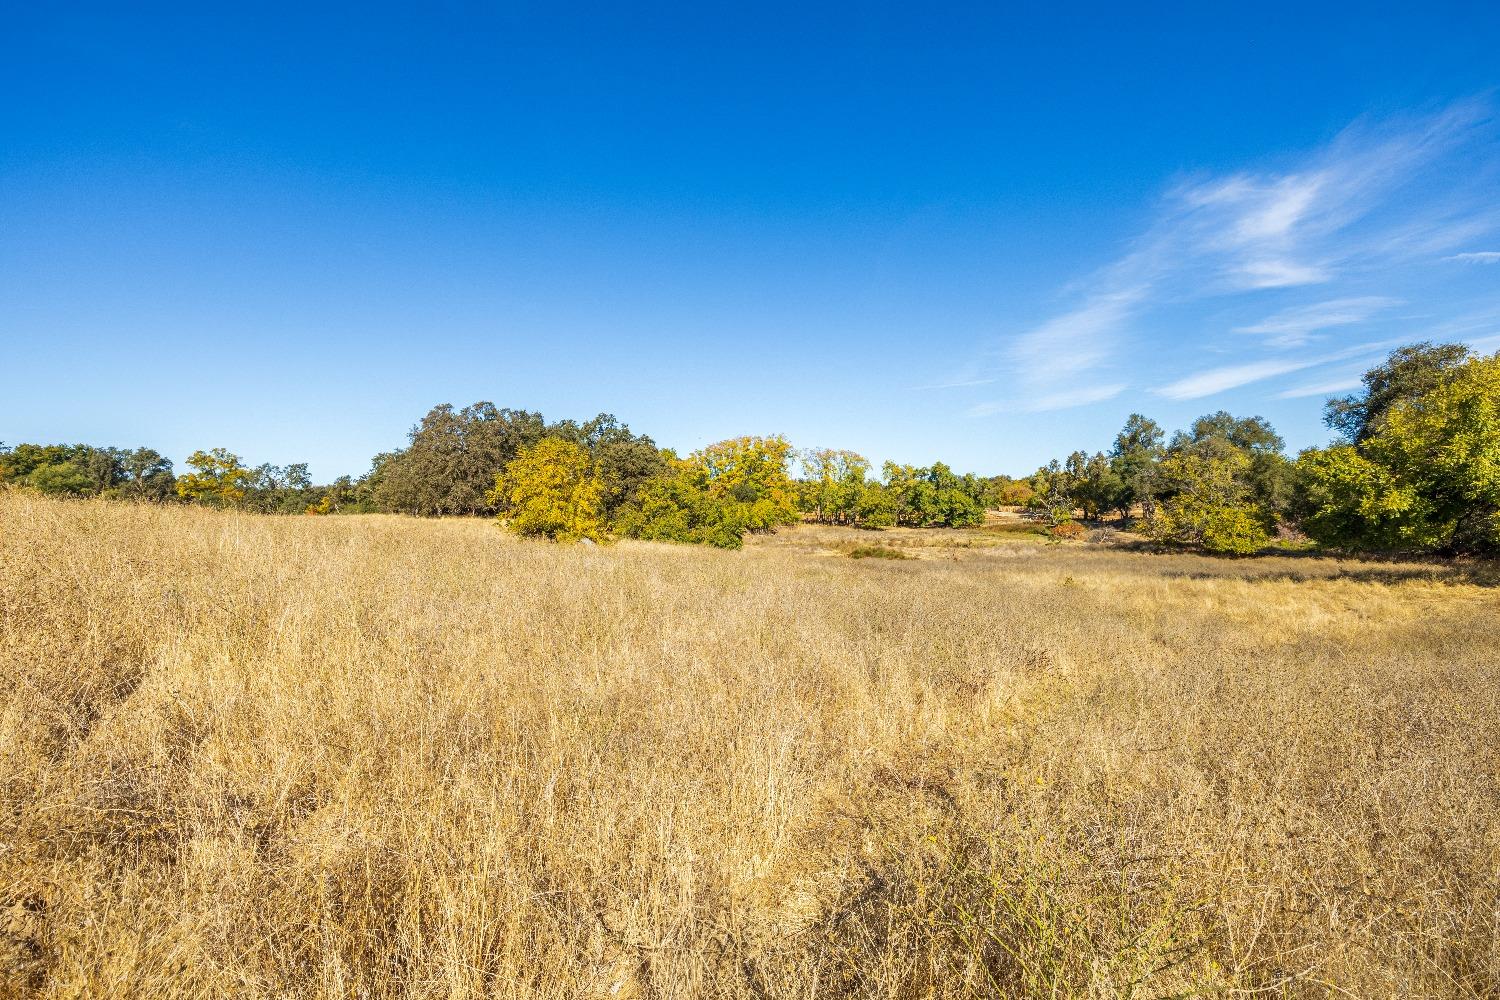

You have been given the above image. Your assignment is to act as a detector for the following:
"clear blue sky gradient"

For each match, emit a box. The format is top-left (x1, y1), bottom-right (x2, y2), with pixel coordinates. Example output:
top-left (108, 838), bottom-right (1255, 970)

top-left (4, 3), bottom-right (1500, 479)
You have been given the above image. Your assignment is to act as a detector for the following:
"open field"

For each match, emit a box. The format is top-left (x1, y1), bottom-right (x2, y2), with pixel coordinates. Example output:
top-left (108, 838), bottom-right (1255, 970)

top-left (2, 491), bottom-right (1498, 998)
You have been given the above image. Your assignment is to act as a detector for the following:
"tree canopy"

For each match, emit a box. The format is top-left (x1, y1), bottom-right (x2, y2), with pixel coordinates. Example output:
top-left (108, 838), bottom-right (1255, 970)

top-left (372, 403), bottom-right (547, 516)
top-left (1298, 349), bottom-right (1500, 553)
top-left (176, 449), bottom-right (254, 506)
top-left (488, 437), bottom-right (608, 542)
top-left (1324, 342), bottom-right (1474, 444)
top-left (9, 342), bottom-right (1497, 558)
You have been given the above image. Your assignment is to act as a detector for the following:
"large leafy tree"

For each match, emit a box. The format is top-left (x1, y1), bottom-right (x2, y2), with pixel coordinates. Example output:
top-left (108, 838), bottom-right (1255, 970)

top-left (0, 443), bottom-right (127, 497)
top-left (1109, 410), bottom-right (1291, 554)
top-left (488, 437), bottom-right (607, 542)
top-left (0, 444), bottom-right (89, 494)
top-left (1110, 414), bottom-right (1165, 523)
top-left (1293, 446), bottom-right (1419, 550)
top-left (616, 436), bottom-right (801, 548)
top-left (25, 461), bottom-right (96, 496)
top-left (1169, 411), bottom-right (1293, 517)
top-left (244, 462), bottom-right (314, 514)
top-left (881, 461), bottom-right (984, 527)
top-left (1179, 411), bottom-right (1284, 453)
top-left (546, 413), bottom-right (666, 518)
top-left (799, 448), bottom-right (872, 525)
top-left (882, 463), bottom-right (933, 526)
top-left (114, 448), bottom-right (175, 501)
top-left (1324, 342), bottom-right (1473, 444)
top-left (1298, 350), bottom-right (1500, 553)
top-left (693, 435), bottom-right (800, 532)
top-left (373, 403), bottom-right (547, 516)
top-left (614, 452), bottom-right (751, 549)
top-left (1065, 450), bottom-right (1123, 521)
top-left (1151, 441), bottom-right (1272, 554)
top-left (176, 448), bottom-right (253, 506)
top-left (985, 474), bottom-right (1035, 508)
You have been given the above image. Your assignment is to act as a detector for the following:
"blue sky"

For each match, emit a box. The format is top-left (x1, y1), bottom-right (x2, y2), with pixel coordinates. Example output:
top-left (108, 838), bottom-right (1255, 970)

top-left (4, 3), bottom-right (1500, 479)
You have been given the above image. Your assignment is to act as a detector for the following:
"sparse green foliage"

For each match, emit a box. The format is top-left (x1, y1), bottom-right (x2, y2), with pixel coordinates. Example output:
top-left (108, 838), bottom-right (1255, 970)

top-left (847, 543), bottom-right (909, 559)
top-left (1026, 460), bottom-right (1075, 525)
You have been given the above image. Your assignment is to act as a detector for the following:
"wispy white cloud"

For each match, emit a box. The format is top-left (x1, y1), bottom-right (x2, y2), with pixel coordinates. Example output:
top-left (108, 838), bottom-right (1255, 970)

top-left (1156, 340), bottom-right (1399, 401)
top-left (1230, 259), bottom-right (1332, 289)
top-left (967, 382), bottom-right (1125, 417)
top-left (1277, 375), bottom-right (1364, 399)
top-left (1027, 383), bottom-right (1127, 412)
top-left (1006, 288), bottom-right (1145, 379)
top-left (956, 99), bottom-right (1499, 416)
top-left (1175, 172), bottom-right (1335, 290)
top-left (1236, 296), bottom-right (1400, 347)
top-left (912, 376), bottom-right (998, 390)
top-left (1226, 174), bottom-right (1326, 242)
top-left (1156, 359), bottom-right (1320, 401)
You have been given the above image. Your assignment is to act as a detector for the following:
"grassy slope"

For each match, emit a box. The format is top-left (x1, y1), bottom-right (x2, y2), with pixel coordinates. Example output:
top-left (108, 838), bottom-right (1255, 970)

top-left (2, 492), bottom-right (1497, 998)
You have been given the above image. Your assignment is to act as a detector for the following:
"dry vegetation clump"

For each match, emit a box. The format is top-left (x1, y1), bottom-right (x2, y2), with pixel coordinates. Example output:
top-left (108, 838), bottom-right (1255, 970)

top-left (2, 491), bottom-right (1498, 998)
top-left (845, 544), bottom-right (910, 560)
top-left (1046, 521), bottom-right (1087, 541)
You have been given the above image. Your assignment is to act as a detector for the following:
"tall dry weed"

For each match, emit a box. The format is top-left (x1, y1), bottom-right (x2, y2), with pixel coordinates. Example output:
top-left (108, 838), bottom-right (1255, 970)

top-left (1, 492), bottom-right (1496, 997)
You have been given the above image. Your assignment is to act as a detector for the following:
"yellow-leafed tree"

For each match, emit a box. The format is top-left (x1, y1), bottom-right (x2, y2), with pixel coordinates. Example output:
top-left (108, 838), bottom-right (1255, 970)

top-left (487, 437), bottom-right (607, 542)
top-left (175, 448), bottom-right (252, 506)
top-left (691, 435), bottom-right (799, 532)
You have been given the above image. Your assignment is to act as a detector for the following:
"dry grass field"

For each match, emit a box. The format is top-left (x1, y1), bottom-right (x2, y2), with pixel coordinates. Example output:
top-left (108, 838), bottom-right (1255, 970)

top-left (2, 490), bottom-right (1498, 999)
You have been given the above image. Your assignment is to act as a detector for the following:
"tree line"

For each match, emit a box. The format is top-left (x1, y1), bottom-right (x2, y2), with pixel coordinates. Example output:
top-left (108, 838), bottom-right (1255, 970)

top-left (3, 342), bottom-right (1495, 554)
top-left (1010, 342), bottom-right (1499, 555)
top-left (0, 401), bottom-right (991, 549)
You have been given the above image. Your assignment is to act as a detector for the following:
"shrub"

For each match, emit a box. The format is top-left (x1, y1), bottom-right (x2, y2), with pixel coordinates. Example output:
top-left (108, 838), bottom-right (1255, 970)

top-left (1151, 498), bottom-right (1270, 555)
top-left (1049, 520), bottom-right (1087, 541)
top-left (613, 463), bottom-right (748, 549)
top-left (847, 544), bottom-right (910, 560)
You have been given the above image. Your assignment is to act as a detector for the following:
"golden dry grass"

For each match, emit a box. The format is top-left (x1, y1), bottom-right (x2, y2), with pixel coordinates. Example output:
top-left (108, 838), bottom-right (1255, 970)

top-left (2, 490), bottom-right (1498, 998)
